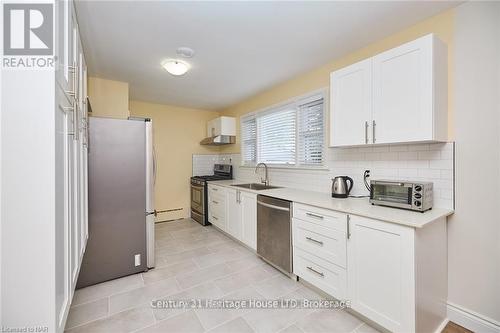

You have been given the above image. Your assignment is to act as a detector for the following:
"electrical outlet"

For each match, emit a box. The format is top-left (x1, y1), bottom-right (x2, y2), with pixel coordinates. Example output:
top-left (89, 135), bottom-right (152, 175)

top-left (134, 254), bottom-right (141, 266)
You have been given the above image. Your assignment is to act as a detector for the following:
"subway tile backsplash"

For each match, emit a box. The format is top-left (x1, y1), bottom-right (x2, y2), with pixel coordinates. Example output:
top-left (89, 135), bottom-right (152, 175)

top-left (192, 154), bottom-right (234, 176)
top-left (193, 142), bottom-right (455, 210)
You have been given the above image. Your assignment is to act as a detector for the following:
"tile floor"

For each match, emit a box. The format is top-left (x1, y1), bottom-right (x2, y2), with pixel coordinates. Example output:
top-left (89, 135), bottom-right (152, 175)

top-left (65, 218), bottom-right (378, 333)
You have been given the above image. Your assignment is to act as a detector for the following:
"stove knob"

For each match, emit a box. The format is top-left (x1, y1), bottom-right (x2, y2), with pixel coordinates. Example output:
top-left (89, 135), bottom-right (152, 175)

top-left (414, 193), bottom-right (422, 199)
top-left (415, 185), bottom-right (422, 192)
top-left (414, 200), bottom-right (422, 207)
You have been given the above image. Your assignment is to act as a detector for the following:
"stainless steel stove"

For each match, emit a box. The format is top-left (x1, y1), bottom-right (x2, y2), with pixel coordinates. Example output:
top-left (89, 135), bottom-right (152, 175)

top-left (190, 164), bottom-right (232, 225)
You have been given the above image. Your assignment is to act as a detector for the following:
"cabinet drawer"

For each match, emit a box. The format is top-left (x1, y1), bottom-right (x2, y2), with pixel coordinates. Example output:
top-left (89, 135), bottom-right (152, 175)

top-left (208, 210), bottom-right (225, 229)
top-left (208, 185), bottom-right (225, 196)
top-left (293, 218), bottom-right (346, 268)
top-left (293, 203), bottom-right (347, 232)
top-left (208, 193), bottom-right (225, 212)
top-left (294, 248), bottom-right (347, 300)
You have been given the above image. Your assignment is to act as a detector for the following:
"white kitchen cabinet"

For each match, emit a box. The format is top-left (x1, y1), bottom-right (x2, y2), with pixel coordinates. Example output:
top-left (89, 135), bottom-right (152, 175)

top-left (208, 184), bottom-right (227, 231)
top-left (291, 203), bottom-right (447, 333)
top-left (347, 215), bottom-right (415, 332)
top-left (329, 34), bottom-right (447, 147)
top-left (372, 34), bottom-right (447, 144)
top-left (346, 214), bottom-right (448, 333)
top-left (207, 186), bottom-right (257, 250)
top-left (225, 188), bottom-right (242, 239)
top-left (330, 59), bottom-right (372, 146)
top-left (1, 0), bottom-right (88, 331)
top-left (207, 116), bottom-right (236, 137)
top-left (240, 191), bottom-right (257, 250)
top-left (292, 203), bottom-right (348, 300)
top-left (56, 0), bottom-right (73, 92)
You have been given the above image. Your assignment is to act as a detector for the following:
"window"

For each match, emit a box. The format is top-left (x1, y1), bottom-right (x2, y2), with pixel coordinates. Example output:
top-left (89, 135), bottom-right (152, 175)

top-left (241, 92), bottom-right (325, 167)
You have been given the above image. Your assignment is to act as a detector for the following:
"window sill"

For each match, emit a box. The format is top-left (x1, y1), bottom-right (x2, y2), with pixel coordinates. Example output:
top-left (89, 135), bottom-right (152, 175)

top-left (239, 164), bottom-right (330, 172)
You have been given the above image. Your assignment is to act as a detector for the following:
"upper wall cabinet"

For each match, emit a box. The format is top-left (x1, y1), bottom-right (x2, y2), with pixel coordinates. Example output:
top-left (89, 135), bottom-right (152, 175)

top-left (330, 34), bottom-right (448, 147)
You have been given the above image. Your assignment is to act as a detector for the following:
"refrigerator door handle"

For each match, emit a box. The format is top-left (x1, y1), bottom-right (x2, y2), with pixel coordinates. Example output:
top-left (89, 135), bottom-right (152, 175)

top-left (152, 146), bottom-right (157, 186)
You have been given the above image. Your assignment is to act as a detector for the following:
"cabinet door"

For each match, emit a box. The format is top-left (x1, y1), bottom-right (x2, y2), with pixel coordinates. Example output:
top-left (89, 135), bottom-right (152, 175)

top-left (55, 0), bottom-right (73, 92)
top-left (240, 192), bottom-right (257, 250)
top-left (347, 215), bottom-right (415, 332)
top-left (55, 86), bottom-right (72, 332)
top-left (330, 58), bottom-right (372, 147)
top-left (225, 189), bottom-right (241, 239)
top-left (372, 35), bottom-right (433, 144)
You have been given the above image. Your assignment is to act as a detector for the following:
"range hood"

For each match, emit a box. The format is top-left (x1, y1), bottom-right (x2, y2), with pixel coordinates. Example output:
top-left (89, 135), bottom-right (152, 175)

top-left (200, 135), bottom-right (236, 145)
top-left (200, 116), bottom-right (236, 146)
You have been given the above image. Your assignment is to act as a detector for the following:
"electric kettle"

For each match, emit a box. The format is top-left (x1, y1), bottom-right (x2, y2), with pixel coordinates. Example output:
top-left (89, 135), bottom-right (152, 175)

top-left (331, 176), bottom-right (354, 198)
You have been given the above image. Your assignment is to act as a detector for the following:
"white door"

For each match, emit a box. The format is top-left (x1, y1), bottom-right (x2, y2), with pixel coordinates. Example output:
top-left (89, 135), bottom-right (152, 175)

top-left (330, 58), bottom-right (372, 147)
top-left (347, 215), bottom-right (415, 332)
top-left (372, 35), bottom-right (433, 144)
top-left (240, 192), bottom-right (257, 250)
top-left (225, 189), bottom-right (241, 239)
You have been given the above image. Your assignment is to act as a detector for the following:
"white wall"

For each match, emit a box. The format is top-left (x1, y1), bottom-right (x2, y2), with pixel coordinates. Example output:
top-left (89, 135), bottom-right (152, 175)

top-left (447, 1), bottom-right (500, 329)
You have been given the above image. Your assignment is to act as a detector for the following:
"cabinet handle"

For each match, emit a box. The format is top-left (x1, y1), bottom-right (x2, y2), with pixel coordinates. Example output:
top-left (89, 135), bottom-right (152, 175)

top-left (347, 215), bottom-right (351, 239)
top-left (306, 212), bottom-right (324, 219)
top-left (212, 216), bottom-right (218, 221)
top-left (306, 237), bottom-right (323, 246)
top-left (365, 121), bottom-right (368, 144)
top-left (372, 120), bottom-right (376, 143)
top-left (212, 188), bottom-right (218, 191)
top-left (306, 266), bottom-right (324, 277)
top-left (212, 200), bottom-right (218, 204)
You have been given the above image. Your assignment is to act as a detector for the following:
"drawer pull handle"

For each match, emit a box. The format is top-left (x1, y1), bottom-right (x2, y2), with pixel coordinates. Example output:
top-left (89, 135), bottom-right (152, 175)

top-left (306, 266), bottom-right (324, 277)
top-left (306, 237), bottom-right (323, 246)
top-left (212, 216), bottom-right (218, 220)
top-left (212, 188), bottom-right (218, 191)
top-left (306, 212), bottom-right (324, 219)
top-left (212, 200), bottom-right (219, 204)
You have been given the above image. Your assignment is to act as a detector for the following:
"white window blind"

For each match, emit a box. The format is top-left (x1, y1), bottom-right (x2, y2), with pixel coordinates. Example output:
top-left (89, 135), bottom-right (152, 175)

top-left (240, 91), bottom-right (325, 167)
top-left (298, 98), bottom-right (324, 165)
top-left (241, 116), bottom-right (257, 163)
top-left (258, 107), bottom-right (296, 165)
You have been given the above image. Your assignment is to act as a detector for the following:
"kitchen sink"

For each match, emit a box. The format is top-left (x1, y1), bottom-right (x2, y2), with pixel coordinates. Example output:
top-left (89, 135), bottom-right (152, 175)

top-left (232, 183), bottom-right (281, 190)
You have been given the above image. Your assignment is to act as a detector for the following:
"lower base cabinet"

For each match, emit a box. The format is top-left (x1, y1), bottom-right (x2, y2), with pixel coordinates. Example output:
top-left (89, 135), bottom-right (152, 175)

top-left (240, 191), bottom-right (257, 250)
top-left (347, 215), bottom-right (415, 332)
top-left (292, 203), bottom-right (448, 333)
top-left (207, 185), bottom-right (257, 251)
top-left (225, 188), bottom-right (242, 239)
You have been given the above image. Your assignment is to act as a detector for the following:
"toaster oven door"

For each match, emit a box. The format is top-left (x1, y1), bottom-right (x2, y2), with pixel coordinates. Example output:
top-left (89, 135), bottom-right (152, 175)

top-left (370, 182), bottom-right (412, 208)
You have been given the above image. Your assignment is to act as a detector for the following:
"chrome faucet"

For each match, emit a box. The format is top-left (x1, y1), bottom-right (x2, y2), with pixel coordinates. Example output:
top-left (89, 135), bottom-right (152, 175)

top-left (255, 163), bottom-right (269, 186)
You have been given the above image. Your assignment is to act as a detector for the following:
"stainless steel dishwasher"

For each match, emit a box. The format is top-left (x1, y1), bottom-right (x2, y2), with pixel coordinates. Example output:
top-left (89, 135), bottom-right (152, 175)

top-left (257, 195), bottom-right (292, 274)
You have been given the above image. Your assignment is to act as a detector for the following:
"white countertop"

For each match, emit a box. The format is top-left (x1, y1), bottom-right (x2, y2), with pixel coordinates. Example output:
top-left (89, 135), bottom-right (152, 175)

top-left (208, 179), bottom-right (453, 228)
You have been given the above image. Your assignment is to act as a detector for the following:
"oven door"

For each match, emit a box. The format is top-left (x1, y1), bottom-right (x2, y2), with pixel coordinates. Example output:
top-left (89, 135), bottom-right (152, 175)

top-left (370, 181), bottom-right (412, 209)
top-left (190, 182), bottom-right (205, 215)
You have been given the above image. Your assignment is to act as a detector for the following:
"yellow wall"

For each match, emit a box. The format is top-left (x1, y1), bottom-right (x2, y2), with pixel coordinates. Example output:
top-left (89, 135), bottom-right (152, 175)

top-left (129, 100), bottom-right (220, 221)
top-left (219, 9), bottom-right (454, 153)
top-left (88, 77), bottom-right (130, 119)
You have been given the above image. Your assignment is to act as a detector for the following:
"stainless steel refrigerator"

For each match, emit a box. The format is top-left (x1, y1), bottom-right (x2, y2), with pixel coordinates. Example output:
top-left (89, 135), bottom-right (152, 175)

top-left (77, 117), bottom-right (156, 288)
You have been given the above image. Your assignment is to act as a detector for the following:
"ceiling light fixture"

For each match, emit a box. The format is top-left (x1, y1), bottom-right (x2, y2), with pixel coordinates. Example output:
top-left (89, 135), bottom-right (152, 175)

top-left (162, 59), bottom-right (190, 76)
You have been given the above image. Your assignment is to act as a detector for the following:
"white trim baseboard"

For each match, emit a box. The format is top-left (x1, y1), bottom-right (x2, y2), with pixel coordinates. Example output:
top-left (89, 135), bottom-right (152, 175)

top-left (447, 302), bottom-right (500, 333)
top-left (435, 318), bottom-right (450, 333)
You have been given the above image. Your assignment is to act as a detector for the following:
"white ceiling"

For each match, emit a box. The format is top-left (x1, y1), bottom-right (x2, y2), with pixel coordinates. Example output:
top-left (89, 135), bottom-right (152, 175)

top-left (75, 1), bottom-right (459, 110)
